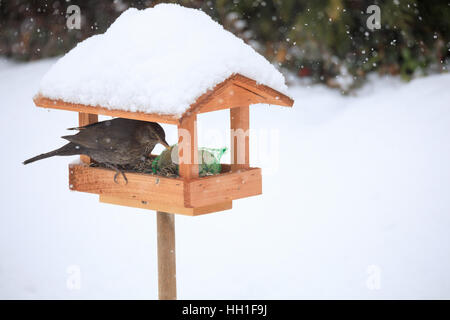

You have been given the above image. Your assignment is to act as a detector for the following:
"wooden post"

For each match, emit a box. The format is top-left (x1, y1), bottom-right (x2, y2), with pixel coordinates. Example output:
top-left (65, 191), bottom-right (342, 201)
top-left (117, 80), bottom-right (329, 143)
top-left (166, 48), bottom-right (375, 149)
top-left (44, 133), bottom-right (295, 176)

top-left (178, 114), bottom-right (199, 210)
top-left (230, 106), bottom-right (250, 172)
top-left (156, 211), bottom-right (177, 300)
top-left (78, 112), bottom-right (98, 164)
top-left (178, 114), bottom-right (199, 180)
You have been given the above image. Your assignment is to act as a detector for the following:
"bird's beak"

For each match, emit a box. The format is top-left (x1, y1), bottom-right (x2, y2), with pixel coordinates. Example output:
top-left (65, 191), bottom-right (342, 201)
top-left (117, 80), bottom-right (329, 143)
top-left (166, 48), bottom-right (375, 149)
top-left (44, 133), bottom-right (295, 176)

top-left (160, 139), bottom-right (170, 149)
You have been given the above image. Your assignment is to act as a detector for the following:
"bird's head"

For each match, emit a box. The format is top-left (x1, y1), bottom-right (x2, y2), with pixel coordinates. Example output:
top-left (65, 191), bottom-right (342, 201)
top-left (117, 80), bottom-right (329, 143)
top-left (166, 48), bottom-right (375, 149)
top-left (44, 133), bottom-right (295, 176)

top-left (146, 122), bottom-right (170, 149)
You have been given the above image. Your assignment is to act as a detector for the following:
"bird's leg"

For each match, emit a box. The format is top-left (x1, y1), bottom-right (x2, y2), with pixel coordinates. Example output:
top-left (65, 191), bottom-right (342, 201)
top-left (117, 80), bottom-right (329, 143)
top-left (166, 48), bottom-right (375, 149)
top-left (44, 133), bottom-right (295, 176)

top-left (104, 163), bottom-right (128, 184)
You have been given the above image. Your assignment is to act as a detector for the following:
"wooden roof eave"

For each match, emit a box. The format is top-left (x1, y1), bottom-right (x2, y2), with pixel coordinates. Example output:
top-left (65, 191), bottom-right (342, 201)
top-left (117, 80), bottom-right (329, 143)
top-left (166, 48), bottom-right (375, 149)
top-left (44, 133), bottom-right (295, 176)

top-left (178, 74), bottom-right (293, 122)
top-left (33, 74), bottom-right (294, 125)
top-left (33, 95), bottom-right (181, 125)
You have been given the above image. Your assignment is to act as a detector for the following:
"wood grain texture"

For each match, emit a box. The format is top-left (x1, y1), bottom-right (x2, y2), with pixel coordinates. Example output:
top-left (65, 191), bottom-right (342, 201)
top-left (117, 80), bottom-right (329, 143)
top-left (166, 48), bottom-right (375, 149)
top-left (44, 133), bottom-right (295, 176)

top-left (99, 195), bottom-right (232, 216)
top-left (34, 74), bottom-right (293, 124)
top-left (177, 115), bottom-right (199, 181)
top-left (191, 83), bottom-right (264, 115)
top-left (69, 164), bottom-right (260, 215)
top-left (156, 212), bottom-right (177, 300)
top-left (78, 112), bottom-right (98, 164)
top-left (34, 95), bottom-right (180, 124)
top-left (231, 74), bottom-right (294, 107)
top-left (180, 74), bottom-right (293, 121)
top-left (230, 106), bottom-right (249, 172)
top-left (69, 164), bottom-right (185, 206)
top-left (188, 167), bottom-right (262, 207)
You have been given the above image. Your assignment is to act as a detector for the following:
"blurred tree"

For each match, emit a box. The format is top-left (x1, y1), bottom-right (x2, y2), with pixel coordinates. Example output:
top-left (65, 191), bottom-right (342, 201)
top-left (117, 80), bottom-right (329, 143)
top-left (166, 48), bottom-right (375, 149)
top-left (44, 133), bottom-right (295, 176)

top-left (0, 0), bottom-right (448, 90)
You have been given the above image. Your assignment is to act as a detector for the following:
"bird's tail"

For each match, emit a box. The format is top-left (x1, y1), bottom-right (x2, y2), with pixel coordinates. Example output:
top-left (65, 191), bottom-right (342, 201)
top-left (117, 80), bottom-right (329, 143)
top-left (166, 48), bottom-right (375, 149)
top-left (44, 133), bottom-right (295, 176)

top-left (23, 143), bottom-right (81, 165)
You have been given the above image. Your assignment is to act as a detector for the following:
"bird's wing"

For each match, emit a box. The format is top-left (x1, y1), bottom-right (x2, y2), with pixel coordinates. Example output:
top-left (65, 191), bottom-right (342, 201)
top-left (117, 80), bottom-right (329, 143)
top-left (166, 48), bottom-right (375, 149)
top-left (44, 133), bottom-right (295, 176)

top-left (61, 134), bottom-right (107, 150)
top-left (62, 119), bottom-right (136, 150)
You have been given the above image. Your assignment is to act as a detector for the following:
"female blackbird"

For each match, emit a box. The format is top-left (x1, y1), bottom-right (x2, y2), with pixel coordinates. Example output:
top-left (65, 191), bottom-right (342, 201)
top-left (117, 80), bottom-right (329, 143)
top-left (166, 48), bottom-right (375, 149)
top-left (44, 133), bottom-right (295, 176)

top-left (23, 118), bottom-right (170, 183)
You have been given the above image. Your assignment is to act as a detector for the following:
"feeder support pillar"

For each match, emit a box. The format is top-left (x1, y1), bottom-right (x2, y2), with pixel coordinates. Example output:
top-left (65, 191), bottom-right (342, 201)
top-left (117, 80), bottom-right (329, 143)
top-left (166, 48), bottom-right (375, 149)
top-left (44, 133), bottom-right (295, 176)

top-left (230, 106), bottom-right (250, 171)
top-left (78, 112), bottom-right (98, 164)
top-left (156, 211), bottom-right (177, 300)
top-left (178, 114), bottom-right (199, 180)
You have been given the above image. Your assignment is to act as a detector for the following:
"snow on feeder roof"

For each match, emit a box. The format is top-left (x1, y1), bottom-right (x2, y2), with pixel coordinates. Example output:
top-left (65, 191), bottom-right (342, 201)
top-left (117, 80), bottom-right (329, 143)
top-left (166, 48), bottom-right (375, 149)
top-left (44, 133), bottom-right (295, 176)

top-left (34, 3), bottom-right (293, 124)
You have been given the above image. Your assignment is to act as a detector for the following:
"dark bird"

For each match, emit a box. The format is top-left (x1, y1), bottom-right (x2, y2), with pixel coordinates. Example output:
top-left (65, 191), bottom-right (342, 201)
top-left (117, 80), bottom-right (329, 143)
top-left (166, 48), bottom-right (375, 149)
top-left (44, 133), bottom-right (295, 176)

top-left (23, 118), bottom-right (170, 183)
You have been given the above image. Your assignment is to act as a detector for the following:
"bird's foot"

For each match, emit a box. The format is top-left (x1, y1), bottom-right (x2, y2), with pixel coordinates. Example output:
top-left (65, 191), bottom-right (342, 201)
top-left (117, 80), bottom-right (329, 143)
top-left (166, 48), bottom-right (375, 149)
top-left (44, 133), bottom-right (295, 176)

top-left (113, 170), bottom-right (128, 184)
top-left (105, 163), bottom-right (128, 185)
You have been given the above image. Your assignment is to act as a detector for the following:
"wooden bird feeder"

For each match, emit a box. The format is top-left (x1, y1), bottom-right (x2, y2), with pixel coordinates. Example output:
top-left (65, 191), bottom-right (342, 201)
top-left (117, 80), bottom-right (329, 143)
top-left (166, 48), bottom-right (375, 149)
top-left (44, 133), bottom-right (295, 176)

top-left (33, 73), bottom-right (293, 299)
top-left (34, 74), bottom-right (293, 215)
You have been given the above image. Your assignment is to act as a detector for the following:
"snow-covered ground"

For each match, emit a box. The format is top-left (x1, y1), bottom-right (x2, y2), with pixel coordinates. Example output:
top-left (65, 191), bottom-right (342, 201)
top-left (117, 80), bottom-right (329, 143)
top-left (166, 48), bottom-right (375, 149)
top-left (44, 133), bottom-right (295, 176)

top-left (1, 58), bottom-right (449, 299)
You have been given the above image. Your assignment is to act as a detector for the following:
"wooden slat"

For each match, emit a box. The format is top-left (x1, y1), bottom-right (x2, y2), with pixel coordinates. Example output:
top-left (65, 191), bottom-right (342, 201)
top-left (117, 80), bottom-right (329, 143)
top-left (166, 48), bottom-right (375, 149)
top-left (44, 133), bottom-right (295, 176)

top-left (78, 112), bottom-right (98, 164)
top-left (193, 83), bottom-right (266, 114)
top-left (177, 115), bottom-right (199, 181)
top-left (34, 95), bottom-right (180, 124)
top-left (188, 168), bottom-right (262, 207)
top-left (230, 106), bottom-right (250, 172)
top-left (156, 211), bottom-right (177, 300)
top-left (181, 74), bottom-right (293, 120)
top-left (232, 74), bottom-right (294, 107)
top-left (100, 195), bottom-right (232, 216)
top-left (69, 163), bottom-right (260, 215)
top-left (34, 74), bottom-right (293, 125)
top-left (69, 164), bottom-right (185, 206)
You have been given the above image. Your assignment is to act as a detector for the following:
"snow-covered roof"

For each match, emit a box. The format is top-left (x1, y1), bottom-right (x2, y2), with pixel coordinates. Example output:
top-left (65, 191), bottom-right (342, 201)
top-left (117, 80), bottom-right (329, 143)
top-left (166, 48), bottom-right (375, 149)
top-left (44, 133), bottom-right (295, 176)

top-left (37, 4), bottom-right (290, 117)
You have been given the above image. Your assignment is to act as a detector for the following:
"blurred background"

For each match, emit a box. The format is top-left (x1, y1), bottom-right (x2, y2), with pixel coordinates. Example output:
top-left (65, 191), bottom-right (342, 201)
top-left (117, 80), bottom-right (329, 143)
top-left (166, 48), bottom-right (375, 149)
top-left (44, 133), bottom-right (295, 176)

top-left (0, 0), bottom-right (448, 91)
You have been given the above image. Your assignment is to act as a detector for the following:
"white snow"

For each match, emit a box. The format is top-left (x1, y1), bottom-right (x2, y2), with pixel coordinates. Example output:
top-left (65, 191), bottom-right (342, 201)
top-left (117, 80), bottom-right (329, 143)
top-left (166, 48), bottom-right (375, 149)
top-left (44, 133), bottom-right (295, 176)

top-left (37, 4), bottom-right (288, 116)
top-left (2, 58), bottom-right (450, 299)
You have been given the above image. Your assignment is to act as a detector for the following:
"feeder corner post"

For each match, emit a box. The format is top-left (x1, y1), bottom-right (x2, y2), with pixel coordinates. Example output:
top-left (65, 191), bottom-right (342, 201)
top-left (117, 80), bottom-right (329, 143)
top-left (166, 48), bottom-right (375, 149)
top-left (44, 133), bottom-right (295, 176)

top-left (230, 106), bottom-right (250, 171)
top-left (178, 113), bottom-right (199, 180)
top-left (78, 112), bottom-right (98, 164)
